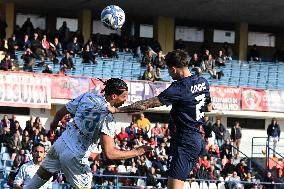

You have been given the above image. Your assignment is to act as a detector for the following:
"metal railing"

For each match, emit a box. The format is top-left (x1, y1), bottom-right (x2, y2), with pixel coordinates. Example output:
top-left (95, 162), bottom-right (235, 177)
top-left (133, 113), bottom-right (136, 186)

top-left (251, 137), bottom-right (284, 158)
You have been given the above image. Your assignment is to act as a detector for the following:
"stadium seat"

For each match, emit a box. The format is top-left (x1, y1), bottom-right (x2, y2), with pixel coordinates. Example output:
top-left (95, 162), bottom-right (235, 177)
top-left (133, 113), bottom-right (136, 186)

top-left (200, 182), bottom-right (209, 189)
top-left (191, 181), bottom-right (200, 189)
top-left (217, 182), bottom-right (225, 189)
top-left (183, 181), bottom-right (191, 189)
top-left (208, 183), bottom-right (217, 189)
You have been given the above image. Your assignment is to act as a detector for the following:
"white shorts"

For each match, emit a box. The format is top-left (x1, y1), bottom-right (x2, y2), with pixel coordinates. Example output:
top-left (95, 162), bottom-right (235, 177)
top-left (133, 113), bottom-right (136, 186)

top-left (41, 137), bottom-right (92, 188)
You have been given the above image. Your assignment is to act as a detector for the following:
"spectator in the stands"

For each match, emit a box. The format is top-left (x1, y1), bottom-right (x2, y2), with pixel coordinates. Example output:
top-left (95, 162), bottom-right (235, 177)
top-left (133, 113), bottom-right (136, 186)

top-left (208, 144), bottom-right (220, 158)
top-left (161, 123), bottom-right (170, 138)
top-left (40, 135), bottom-right (51, 152)
top-left (32, 129), bottom-right (41, 144)
top-left (207, 164), bottom-right (219, 181)
top-left (203, 115), bottom-right (213, 144)
top-left (231, 121), bottom-right (242, 159)
top-left (21, 18), bottom-right (34, 37)
top-left (141, 50), bottom-right (154, 67)
top-left (21, 47), bottom-right (36, 72)
top-left (41, 34), bottom-right (54, 61)
top-left (235, 159), bottom-right (249, 180)
top-left (220, 139), bottom-right (233, 159)
top-left (82, 41), bottom-right (96, 63)
top-left (31, 32), bottom-right (45, 62)
top-left (202, 49), bottom-right (210, 61)
top-left (213, 119), bottom-right (226, 147)
top-left (142, 63), bottom-right (155, 81)
top-left (0, 54), bottom-right (13, 71)
top-left (243, 172), bottom-right (254, 189)
top-left (21, 34), bottom-right (32, 50)
top-left (198, 155), bottom-right (210, 169)
top-left (8, 34), bottom-right (19, 59)
top-left (67, 36), bottom-right (81, 56)
top-left (116, 127), bottom-right (129, 144)
top-left (204, 54), bottom-right (218, 78)
top-left (24, 116), bottom-right (34, 137)
top-left (50, 37), bottom-right (62, 59)
top-left (249, 44), bottom-right (260, 61)
top-left (11, 121), bottom-right (23, 136)
top-left (190, 53), bottom-right (202, 71)
top-left (136, 113), bottom-right (151, 135)
top-left (21, 133), bottom-right (32, 152)
top-left (215, 50), bottom-right (226, 67)
top-left (225, 171), bottom-right (241, 189)
top-left (222, 157), bottom-right (236, 177)
top-left (196, 164), bottom-right (208, 181)
top-left (153, 50), bottom-right (166, 69)
top-left (1, 115), bottom-right (11, 128)
top-left (223, 42), bottom-right (233, 60)
top-left (32, 117), bottom-right (42, 129)
top-left (125, 122), bottom-right (137, 142)
top-left (263, 171), bottom-right (275, 189)
top-left (151, 122), bottom-right (163, 143)
top-left (58, 21), bottom-right (70, 51)
top-left (267, 117), bottom-right (281, 157)
top-left (60, 51), bottom-right (75, 69)
top-left (102, 165), bottom-right (116, 186)
top-left (42, 64), bottom-right (53, 74)
top-left (9, 115), bottom-right (18, 132)
top-left (154, 67), bottom-right (163, 81)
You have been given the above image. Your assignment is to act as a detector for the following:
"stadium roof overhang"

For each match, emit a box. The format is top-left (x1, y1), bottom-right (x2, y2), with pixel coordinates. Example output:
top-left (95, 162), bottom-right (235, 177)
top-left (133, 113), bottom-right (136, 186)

top-left (6, 0), bottom-right (284, 28)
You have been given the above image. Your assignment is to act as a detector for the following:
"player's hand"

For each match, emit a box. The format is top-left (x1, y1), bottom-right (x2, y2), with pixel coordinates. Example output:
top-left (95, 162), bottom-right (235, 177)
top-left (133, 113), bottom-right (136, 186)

top-left (135, 145), bottom-right (153, 156)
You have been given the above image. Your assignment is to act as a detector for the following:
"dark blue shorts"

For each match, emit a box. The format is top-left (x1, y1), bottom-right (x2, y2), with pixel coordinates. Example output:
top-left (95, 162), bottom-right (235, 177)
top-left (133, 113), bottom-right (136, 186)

top-left (167, 140), bottom-right (203, 181)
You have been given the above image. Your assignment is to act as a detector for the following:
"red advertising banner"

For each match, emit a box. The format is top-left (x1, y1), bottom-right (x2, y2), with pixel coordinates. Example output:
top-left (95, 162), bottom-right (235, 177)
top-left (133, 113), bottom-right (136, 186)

top-left (0, 72), bottom-right (51, 109)
top-left (210, 86), bottom-right (242, 111)
top-left (51, 75), bottom-right (90, 99)
top-left (241, 88), bottom-right (268, 111)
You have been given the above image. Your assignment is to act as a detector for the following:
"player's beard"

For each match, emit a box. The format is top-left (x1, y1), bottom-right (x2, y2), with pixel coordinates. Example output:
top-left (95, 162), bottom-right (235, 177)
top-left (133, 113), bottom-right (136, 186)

top-left (114, 101), bottom-right (124, 108)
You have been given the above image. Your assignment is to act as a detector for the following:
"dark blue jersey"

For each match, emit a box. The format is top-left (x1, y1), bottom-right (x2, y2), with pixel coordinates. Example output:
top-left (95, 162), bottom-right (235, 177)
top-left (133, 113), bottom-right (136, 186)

top-left (158, 75), bottom-right (211, 144)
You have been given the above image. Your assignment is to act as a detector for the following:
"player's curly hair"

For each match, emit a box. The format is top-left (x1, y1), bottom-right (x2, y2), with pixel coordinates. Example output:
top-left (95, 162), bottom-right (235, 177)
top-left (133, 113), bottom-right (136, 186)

top-left (165, 49), bottom-right (189, 68)
top-left (100, 78), bottom-right (128, 95)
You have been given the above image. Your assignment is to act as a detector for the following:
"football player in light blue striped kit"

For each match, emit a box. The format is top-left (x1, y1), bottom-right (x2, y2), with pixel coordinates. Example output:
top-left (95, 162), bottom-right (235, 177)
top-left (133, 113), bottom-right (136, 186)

top-left (24, 78), bottom-right (152, 189)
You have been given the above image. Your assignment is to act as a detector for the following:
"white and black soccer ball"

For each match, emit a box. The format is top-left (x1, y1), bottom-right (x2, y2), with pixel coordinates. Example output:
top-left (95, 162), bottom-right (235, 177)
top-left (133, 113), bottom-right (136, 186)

top-left (101, 5), bottom-right (125, 30)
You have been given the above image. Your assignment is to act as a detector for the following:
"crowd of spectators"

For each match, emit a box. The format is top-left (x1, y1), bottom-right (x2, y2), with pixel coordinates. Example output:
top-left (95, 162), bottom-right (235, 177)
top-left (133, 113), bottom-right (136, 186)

top-left (1, 112), bottom-right (280, 189)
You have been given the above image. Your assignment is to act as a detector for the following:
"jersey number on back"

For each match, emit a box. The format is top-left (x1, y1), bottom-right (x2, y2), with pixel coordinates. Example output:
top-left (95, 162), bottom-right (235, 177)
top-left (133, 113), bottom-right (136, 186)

top-left (83, 112), bottom-right (101, 132)
top-left (195, 94), bottom-right (206, 121)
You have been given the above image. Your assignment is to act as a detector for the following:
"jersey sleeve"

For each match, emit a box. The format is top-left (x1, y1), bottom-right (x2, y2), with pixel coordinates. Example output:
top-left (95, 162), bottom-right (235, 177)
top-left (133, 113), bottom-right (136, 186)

top-left (100, 115), bottom-right (116, 138)
top-left (13, 164), bottom-right (25, 186)
top-left (65, 93), bottom-right (86, 114)
top-left (158, 82), bottom-right (181, 106)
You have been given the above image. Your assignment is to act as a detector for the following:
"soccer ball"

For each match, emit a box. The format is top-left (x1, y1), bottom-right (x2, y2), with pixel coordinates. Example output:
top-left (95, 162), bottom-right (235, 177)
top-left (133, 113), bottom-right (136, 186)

top-left (101, 5), bottom-right (125, 30)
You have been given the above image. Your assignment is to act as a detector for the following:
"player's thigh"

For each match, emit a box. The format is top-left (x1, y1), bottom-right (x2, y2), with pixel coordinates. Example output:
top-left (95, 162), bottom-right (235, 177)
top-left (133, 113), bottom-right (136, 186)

top-left (167, 143), bottom-right (200, 181)
top-left (41, 138), bottom-right (64, 174)
top-left (59, 152), bottom-right (92, 189)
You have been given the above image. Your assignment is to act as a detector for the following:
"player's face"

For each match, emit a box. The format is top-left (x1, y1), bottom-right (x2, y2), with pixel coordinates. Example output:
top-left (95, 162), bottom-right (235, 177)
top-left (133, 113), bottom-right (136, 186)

top-left (168, 67), bottom-right (178, 80)
top-left (32, 146), bottom-right (45, 163)
top-left (113, 91), bottom-right (128, 107)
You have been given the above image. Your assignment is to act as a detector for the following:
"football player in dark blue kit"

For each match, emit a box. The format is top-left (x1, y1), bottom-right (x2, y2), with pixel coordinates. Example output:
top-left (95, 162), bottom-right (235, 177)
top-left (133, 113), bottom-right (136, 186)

top-left (110, 49), bottom-right (212, 189)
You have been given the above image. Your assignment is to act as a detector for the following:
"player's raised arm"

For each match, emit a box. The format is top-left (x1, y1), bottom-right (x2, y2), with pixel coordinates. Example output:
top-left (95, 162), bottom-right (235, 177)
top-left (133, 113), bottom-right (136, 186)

top-left (50, 106), bottom-right (70, 130)
top-left (115, 97), bottom-right (163, 113)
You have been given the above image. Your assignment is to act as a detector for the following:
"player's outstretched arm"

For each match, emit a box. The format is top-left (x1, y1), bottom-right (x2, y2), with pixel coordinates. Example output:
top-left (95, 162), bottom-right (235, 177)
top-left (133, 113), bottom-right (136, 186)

top-left (50, 106), bottom-right (70, 130)
top-left (116, 97), bottom-right (163, 113)
top-left (101, 134), bottom-right (152, 160)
